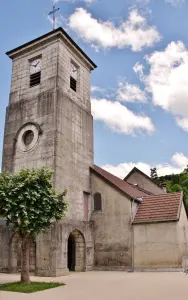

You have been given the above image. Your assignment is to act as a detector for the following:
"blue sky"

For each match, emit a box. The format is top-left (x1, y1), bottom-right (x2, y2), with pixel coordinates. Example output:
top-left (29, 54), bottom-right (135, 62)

top-left (1, 0), bottom-right (188, 178)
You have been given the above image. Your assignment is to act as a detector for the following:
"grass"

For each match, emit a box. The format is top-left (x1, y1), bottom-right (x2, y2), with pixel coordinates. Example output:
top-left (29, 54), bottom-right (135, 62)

top-left (0, 281), bottom-right (65, 293)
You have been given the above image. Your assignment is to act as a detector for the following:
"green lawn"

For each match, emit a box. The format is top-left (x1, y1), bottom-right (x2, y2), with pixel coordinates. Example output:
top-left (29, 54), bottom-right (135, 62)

top-left (0, 281), bottom-right (65, 293)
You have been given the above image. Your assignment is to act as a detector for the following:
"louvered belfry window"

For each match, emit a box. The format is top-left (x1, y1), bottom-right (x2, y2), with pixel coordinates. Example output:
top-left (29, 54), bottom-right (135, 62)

top-left (70, 76), bottom-right (77, 92)
top-left (30, 71), bottom-right (41, 88)
top-left (70, 62), bottom-right (78, 92)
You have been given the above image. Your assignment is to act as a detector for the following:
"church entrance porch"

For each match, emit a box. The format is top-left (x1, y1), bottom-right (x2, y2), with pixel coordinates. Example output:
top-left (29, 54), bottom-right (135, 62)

top-left (67, 230), bottom-right (86, 272)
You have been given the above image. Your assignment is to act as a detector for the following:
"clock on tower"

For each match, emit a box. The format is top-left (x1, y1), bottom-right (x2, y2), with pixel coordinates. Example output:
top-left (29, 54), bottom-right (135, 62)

top-left (29, 57), bottom-right (42, 87)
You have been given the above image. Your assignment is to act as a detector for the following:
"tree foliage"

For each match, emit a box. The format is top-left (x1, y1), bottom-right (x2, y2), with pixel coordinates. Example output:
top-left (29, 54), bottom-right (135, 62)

top-left (150, 167), bottom-right (159, 184)
top-left (0, 168), bottom-right (68, 283)
top-left (159, 165), bottom-right (188, 203)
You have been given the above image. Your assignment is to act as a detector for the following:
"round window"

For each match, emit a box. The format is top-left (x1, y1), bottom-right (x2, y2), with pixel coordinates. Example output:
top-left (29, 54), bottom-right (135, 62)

top-left (22, 130), bottom-right (34, 146)
top-left (17, 124), bottom-right (40, 153)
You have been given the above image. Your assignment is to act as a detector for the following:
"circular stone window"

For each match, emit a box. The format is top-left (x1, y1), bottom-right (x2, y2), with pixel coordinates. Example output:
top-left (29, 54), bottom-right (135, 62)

top-left (22, 130), bottom-right (34, 146)
top-left (17, 124), bottom-right (40, 153)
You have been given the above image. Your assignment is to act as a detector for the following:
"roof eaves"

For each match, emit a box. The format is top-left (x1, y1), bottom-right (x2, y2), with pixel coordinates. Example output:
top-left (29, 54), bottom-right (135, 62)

top-left (90, 167), bottom-right (140, 202)
top-left (132, 217), bottom-right (179, 225)
top-left (6, 27), bottom-right (97, 69)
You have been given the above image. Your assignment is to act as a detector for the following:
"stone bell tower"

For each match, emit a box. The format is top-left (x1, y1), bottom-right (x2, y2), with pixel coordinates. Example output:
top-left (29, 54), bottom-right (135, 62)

top-left (2, 28), bottom-right (96, 276)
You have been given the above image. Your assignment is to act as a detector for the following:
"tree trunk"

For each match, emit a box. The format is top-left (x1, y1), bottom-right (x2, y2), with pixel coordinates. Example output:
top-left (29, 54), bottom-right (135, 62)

top-left (20, 235), bottom-right (30, 284)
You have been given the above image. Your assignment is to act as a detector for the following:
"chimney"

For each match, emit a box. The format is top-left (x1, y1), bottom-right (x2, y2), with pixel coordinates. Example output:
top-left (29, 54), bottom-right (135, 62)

top-left (161, 184), bottom-right (167, 193)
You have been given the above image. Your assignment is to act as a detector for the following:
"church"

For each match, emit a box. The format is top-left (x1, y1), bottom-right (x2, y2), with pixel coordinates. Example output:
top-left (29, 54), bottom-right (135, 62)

top-left (0, 27), bottom-right (188, 276)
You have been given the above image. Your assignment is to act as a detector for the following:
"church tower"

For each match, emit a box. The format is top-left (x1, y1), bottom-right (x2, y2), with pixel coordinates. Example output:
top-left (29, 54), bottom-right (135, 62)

top-left (2, 28), bottom-right (96, 276)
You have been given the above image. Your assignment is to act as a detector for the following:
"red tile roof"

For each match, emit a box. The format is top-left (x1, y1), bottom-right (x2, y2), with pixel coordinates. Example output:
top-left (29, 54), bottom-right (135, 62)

top-left (91, 165), bottom-right (148, 199)
top-left (133, 192), bottom-right (183, 224)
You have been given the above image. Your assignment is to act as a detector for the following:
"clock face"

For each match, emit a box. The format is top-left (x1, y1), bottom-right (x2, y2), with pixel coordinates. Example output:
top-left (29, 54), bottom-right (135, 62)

top-left (71, 63), bottom-right (78, 80)
top-left (30, 58), bottom-right (42, 74)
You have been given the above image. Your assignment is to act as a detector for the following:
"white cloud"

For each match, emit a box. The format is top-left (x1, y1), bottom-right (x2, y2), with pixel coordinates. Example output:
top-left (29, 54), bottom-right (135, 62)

top-left (134, 0), bottom-right (185, 5)
top-left (69, 8), bottom-right (161, 51)
top-left (53, 0), bottom-right (94, 4)
top-left (165, 0), bottom-right (185, 6)
top-left (132, 0), bottom-right (185, 6)
top-left (135, 0), bottom-right (150, 4)
top-left (133, 62), bottom-right (145, 79)
top-left (176, 118), bottom-right (188, 131)
top-left (48, 14), bottom-right (66, 28)
top-left (135, 41), bottom-right (188, 131)
top-left (172, 152), bottom-right (188, 167)
top-left (91, 86), bottom-right (105, 93)
top-left (101, 152), bottom-right (188, 179)
top-left (91, 98), bottom-right (155, 135)
top-left (116, 81), bottom-right (147, 103)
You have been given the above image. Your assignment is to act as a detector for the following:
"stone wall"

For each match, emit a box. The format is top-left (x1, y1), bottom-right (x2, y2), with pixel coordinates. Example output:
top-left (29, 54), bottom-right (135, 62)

top-left (133, 204), bottom-right (188, 269)
top-left (91, 172), bottom-right (134, 269)
top-left (3, 32), bottom-right (93, 221)
top-left (0, 225), bottom-right (36, 273)
top-left (126, 171), bottom-right (165, 195)
top-left (1, 30), bottom-right (95, 276)
top-left (2, 91), bottom-right (56, 173)
top-left (54, 90), bottom-right (93, 220)
top-left (36, 221), bottom-right (94, 277)
top-left (2, 37), bottom-right (59, 173)
top-left (0, 226), bottom-right (10, 272)
top-left (0, 221), bottom-right (94, 276)
top-left (58, 40), bottom-right (91, 113)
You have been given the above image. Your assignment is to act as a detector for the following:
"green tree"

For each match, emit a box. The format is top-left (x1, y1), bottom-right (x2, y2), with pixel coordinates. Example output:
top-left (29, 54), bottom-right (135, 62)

top-left (150, 167), bottom-right (159, 184)
top-left (0, 168), bottom-right (67, 284)
top-left (159, 165), bottom-right (188, 203)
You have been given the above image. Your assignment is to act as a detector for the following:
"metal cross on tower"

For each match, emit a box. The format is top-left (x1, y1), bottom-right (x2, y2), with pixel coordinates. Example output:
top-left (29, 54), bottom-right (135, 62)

top-left (49, 4), bottom-right (60, 31)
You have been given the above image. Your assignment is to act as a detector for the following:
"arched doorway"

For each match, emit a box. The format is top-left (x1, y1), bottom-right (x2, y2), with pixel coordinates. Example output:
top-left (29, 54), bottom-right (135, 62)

top-left (67, 230), bottom-right (85, 272)
top-left (11, 234), bottom-right (36, 273)
top-left (68, 234), bottom-right (76, 271)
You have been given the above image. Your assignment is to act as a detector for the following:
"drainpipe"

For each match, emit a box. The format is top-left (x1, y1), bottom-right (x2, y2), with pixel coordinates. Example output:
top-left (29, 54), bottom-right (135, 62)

top-left (130, 197), bottom-right (143, 272)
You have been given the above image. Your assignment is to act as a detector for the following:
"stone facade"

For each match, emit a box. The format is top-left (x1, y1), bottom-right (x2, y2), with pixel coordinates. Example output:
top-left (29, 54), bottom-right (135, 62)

top-left (134, 203), bottom-right (188, 270)
top-left (125, 168), bottom-right (165, 195)
top-left (91, 172), bottom-right (136, 270)
top-left (1, 29), bottom-right (95, 276)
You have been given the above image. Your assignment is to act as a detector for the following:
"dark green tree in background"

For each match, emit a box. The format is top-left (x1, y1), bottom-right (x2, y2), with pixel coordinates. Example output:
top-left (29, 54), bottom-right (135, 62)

top-left (150, 167), bottom-right (159, 184)
top-left (0, 168), bottom-right (67, 284)
top-left (159, 165), bottom-right (188, 203)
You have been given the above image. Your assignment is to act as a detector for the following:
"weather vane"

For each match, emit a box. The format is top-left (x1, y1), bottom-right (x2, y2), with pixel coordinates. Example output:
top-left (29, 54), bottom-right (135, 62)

top-left (49, 4), bottom-right (60, 31)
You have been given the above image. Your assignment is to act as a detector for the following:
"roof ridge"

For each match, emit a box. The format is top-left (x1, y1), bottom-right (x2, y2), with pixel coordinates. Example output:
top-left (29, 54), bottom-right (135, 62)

top-left (93, 164), bottom-right (125, 182)
top-left (91, 165), bottom-right (147, 199)
top-left (143, 191), bottom-right (182, 198)
top-left (124, 166), bottom-right (164, 189)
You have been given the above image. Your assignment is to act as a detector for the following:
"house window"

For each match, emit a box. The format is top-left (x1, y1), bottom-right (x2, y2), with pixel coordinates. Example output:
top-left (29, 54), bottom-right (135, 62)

top-left (94, 193), bottom-right (102, 211)
top-left (70, 62), bottom-right (78, 92)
